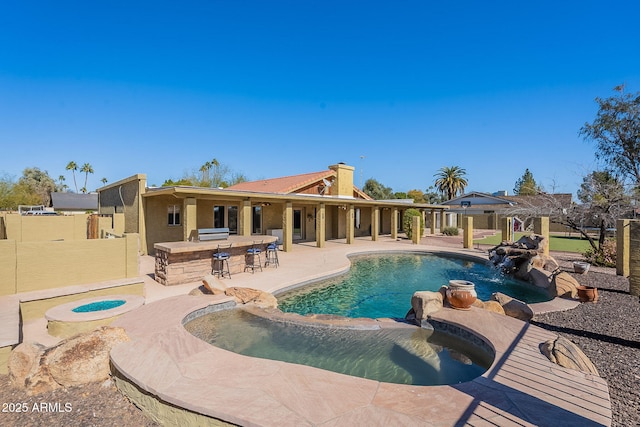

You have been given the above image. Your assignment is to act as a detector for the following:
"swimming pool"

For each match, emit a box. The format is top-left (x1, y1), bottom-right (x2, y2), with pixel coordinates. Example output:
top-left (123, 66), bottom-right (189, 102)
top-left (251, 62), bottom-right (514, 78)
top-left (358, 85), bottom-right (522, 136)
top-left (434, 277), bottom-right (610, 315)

top-left (278, 252), bottom-right (549, 319)
top-left (184, 308), bottom-right (494, 386)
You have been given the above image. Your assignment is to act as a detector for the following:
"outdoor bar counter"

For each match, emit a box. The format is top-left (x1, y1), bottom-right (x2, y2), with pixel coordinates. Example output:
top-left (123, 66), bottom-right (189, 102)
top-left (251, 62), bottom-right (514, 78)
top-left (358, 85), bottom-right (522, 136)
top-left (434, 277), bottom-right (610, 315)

top-left (154, 235), bottom-right (278, 286)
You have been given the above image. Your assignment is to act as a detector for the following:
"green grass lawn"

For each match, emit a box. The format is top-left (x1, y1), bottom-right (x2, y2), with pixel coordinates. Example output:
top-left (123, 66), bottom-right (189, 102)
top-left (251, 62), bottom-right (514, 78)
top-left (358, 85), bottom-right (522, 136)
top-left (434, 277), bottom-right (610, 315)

top-left (473, 232), bottom-right (594, 253)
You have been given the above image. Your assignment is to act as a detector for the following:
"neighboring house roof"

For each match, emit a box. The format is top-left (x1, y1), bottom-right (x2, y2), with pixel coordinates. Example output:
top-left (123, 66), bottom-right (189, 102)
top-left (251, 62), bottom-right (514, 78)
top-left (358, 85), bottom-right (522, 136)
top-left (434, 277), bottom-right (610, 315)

top-left (440, 192), bottom-right (514, 207)
top-left (51, 192), bottom-right (98, 211)
top-left (226, 169), bottom-right (372, 200)
top-left (440, 192), bottom-right (573, 213)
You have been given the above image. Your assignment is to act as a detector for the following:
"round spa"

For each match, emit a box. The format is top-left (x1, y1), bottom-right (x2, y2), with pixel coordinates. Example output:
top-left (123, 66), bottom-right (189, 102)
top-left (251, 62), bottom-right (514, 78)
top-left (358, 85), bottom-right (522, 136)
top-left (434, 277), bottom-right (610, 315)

top-left (45, 295), bottom-right (145, 338)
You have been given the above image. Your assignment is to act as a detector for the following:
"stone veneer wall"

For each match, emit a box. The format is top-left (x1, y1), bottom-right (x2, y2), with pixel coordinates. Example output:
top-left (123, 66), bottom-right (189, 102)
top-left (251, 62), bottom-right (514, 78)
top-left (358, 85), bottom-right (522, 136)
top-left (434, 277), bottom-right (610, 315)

top-left (155, 242), bottom-right (270, 286)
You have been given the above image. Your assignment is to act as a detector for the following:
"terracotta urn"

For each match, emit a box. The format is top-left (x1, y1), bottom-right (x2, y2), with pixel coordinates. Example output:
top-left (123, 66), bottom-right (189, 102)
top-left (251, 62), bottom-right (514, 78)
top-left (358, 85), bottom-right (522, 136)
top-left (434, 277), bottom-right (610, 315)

top-left (446, 280), bottom-right (477, 310)
top-left (576, 285), bottom-right (598, 303)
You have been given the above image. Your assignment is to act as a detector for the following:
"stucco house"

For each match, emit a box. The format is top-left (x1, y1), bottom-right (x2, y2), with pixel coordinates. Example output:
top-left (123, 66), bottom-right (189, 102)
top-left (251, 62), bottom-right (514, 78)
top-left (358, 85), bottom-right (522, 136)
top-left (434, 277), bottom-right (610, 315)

top-left (97, 163), bottom-right (449, 255)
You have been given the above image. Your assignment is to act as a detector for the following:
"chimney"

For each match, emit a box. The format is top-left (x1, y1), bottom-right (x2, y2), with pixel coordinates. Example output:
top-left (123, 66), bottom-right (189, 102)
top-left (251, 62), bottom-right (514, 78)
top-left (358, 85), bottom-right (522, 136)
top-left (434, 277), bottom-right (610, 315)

top-left (328, 163), bottom-right (355, 198)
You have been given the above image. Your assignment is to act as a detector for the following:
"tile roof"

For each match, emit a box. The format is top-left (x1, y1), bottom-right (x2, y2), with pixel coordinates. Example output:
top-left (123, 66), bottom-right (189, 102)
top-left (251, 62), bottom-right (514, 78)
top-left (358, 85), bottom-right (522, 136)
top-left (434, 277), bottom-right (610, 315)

top-left (226, 170), bottom-right (335, 194)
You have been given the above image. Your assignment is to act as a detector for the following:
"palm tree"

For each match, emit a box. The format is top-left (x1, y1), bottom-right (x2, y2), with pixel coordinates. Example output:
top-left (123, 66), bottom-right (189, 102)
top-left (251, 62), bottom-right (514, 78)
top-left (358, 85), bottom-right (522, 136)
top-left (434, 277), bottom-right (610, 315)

top-left (101, 177), bottom-right (108, 185)
top-left (434, 166), bottom-right (468, 200)
top-left (66, 161), bottom-right (78, 192)
top-left (80, 163), bottom-right (94, 193)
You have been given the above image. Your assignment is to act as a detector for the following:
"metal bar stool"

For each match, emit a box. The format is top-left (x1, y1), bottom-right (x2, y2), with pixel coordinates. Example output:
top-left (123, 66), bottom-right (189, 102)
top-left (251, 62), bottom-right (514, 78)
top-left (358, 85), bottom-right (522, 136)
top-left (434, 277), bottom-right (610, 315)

top-left (212, 243), bottom-right (232, 278)
top-left (265, 240), bottom-right (279, 268)
top-left (244, 240), bottom-right (263, 273)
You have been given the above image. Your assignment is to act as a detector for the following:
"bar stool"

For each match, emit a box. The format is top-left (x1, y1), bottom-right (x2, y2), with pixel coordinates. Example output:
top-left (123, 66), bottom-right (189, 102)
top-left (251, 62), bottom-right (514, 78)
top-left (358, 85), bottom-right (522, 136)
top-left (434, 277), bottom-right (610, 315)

top-left (244, 240), bottom-right (263, 273)
top-left (265, 240), bottom-right (279, 268)
top-left (212, 243), bottom-right (232, 279)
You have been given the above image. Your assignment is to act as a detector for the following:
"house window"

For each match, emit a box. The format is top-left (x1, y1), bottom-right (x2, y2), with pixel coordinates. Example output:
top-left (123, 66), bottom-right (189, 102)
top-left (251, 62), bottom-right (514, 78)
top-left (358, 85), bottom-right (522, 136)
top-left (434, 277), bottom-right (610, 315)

top-left (168, 205), bottom-right (180, 226)
top-left (252, 206), bottom-right (262, 234)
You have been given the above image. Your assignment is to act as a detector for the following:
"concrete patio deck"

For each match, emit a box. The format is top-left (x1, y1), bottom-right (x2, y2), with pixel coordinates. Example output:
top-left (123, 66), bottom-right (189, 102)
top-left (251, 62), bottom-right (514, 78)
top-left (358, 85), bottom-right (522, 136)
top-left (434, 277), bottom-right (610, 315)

top-left (109, 237), bottom-right (610, 426)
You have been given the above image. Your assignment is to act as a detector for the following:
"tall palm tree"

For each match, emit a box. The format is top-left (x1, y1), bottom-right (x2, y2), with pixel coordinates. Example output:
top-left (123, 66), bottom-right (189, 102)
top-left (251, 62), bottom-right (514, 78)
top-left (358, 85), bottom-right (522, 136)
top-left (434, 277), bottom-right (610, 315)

top-left (434, 166), bottom-right (468, 200)
top-left (80, 163), bottom-right (94, 193)
top-left (66, 161), bottom-right (78, 192)
top-left (101, 177), bottom-right (108, 185)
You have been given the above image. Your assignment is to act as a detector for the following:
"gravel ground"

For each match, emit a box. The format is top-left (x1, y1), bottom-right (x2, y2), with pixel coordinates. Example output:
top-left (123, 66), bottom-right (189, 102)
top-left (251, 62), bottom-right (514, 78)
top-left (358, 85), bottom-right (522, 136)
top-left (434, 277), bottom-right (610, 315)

top-left (0, 247), bottom-right (637, 426)
top-left (534, 253), bottom-right (640, 427)
top-left (0, 377), bottom-right (157, 427)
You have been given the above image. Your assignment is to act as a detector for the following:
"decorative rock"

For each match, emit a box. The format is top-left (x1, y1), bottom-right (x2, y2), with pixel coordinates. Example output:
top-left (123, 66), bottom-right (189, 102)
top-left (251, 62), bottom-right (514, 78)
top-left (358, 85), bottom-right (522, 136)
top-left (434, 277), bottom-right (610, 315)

top-left (411, 291), bottom-right (444, 323)
top-left (252, 292), bottom-right (278, 309)
top-left (552, 271), bottom-right (579, 299)
top-left (541, 336), bottom-right (599, 375)
top-left (8, 342), bottom-right (44, 387)
top-left (490, 292), bottom-right (533, 321)
top-left (225, 287), bottom-right (262, 303)
top-left (202, 274), bottom-right (227, 295)
top-left (471, 299), bottom-right (484, 308)
top-left (46, 326), bottom-right (130, 388)
top-left (529, 267), bottom-right (553, 289)
top-left (482, 300), bottom-right (506, 315)
top-left (224, 287), bottom-right (278, 308)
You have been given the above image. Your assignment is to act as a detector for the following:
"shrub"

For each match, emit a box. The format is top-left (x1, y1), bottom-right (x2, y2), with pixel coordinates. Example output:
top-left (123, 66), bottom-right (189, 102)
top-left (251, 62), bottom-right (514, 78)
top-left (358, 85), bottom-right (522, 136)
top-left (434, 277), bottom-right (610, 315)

top-left (442, 226), bottom-right (459, 236)
top-left (583, 238), bottom-right (616, 267)
top-left (402, 208), bottom-right (423, 239)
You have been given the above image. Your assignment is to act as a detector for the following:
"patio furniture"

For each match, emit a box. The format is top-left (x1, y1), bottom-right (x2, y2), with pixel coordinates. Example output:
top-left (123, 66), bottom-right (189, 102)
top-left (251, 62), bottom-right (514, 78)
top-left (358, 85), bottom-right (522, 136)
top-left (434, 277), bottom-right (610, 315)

top-left (265, 241), bottom-right (279, 268)
top-left (212, 243), bottom-right (232, 278)
top-left (198, 228), bottom-right (230, 241)
top-left (244, 240), bottom-right (263, 273)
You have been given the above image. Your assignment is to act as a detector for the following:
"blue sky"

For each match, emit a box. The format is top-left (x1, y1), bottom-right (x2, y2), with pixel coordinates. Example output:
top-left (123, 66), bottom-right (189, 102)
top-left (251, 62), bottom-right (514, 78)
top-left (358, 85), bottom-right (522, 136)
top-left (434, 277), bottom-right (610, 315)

top-left (1, 1), bottom-right (639, 196)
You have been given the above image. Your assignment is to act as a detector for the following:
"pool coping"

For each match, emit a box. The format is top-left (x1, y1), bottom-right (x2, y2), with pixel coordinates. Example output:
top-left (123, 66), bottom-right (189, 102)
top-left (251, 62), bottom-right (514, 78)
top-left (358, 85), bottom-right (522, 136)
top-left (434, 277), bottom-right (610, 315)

top-left (111, 296), bottom-right (610, 426)
top-left (110, 243), bottom-right (611, 426)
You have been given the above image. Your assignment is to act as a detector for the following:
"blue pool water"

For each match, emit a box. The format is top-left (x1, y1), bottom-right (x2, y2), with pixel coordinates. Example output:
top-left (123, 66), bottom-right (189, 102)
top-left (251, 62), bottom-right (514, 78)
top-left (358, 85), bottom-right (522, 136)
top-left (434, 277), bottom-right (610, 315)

top-left (72, 299), bottom-right (126, 313)
top-left (278, 253), bottom-right (549, 319)
top-left (184, 309), bottom-right (493, 385)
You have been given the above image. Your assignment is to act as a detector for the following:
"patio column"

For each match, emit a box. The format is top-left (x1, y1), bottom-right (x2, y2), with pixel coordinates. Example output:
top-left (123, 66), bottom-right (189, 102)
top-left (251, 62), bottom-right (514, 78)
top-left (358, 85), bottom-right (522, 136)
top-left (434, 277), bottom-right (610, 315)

top-left (430, 210), bottom-right (437, 235)
top-left (183, 197), bottom-right (197, 241)
top-left (391, 207), bottom-right (398, 239)
top-left (239, 200), bottom-right (251, 236)
top-left (630, 221), bottom-right (640, 297)
top-left (440, 212), bottom-right (447, 232)
top-left (616, 219), bottom-right (631, 277)
top-left (463, 216), bottom-right (473, 248)
top-left (502, 216), bottom-right (513, 242)
top-left (316, 203), bottom-right (326, 248)
top-left (346, 204), bottom-right (355, 244)
top-left (533, 217), bottom-right (550, 256)
top-left (283, 202), bottom-right (293, 252)
top-left (371, 207), bottom-right (379, 241)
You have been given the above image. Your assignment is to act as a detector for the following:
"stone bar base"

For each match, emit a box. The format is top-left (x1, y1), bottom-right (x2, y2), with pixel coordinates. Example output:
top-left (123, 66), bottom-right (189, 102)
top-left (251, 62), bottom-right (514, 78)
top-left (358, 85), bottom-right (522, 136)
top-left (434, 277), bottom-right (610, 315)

top-left (154, 236), bottom-right (277, 286)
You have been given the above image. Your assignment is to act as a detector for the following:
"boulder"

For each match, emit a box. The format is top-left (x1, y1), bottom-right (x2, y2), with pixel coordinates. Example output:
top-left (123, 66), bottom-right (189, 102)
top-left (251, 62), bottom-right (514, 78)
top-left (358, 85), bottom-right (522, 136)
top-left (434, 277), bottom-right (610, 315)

top-left (252, 292), bottom-right (278, 309)
top-left (529, 267), bottom-right (553, 289)
top-left (46, 326), bottom-right (130, 388)
top-left (471, 299), bottom-right (485, 309)
top-left (541, 336), bottom-right (599, 375)
top-left (482, 300), bottom-right (506, 315)
top-left (225, 287), bottom-right (277, 308)
top-left (552, 272), bottom-right (579, 299)
top-left (491, 292), bottom-right (534, 321)
top-left (10, 327), bottom-right (130, 395)
top-left (8, 342), bottom-right (44, 387)
top-left (411, 290), bottom-right (444, 322)
top-left (202, 274), bottom-right (228, 295)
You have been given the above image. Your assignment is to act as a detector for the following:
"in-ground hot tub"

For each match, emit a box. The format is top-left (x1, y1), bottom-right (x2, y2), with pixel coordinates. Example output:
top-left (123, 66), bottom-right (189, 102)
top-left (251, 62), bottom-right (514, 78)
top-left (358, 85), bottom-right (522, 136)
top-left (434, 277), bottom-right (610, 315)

top-left (45, 295), bottom-right (145, 338)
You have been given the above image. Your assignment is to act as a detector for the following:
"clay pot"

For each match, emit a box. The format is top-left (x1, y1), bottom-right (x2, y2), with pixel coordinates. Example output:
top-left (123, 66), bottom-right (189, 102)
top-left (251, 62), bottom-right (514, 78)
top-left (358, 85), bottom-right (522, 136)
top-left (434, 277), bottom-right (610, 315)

top-left (446, 280), bottom-right (477, 310)
top-left (576, 285), bottom-right (598, 303)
